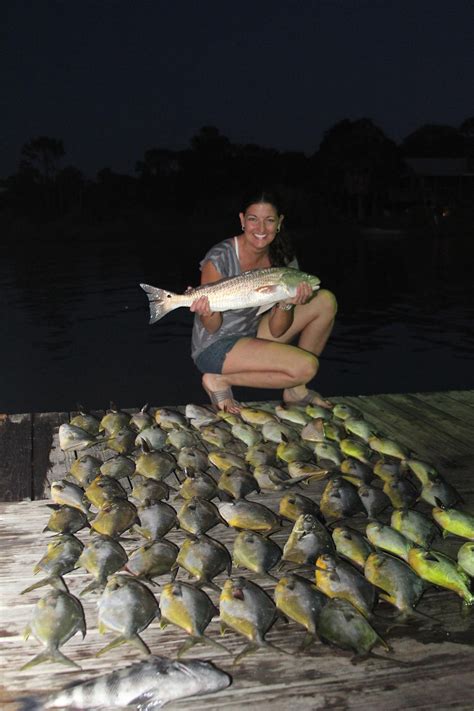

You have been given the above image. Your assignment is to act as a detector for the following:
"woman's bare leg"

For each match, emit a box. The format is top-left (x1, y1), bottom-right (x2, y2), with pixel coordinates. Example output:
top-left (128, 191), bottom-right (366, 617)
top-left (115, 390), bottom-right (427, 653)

top-left (257, 288), bottom-right (337, 407)
top-left (201, 337), bottom-right (319, 412)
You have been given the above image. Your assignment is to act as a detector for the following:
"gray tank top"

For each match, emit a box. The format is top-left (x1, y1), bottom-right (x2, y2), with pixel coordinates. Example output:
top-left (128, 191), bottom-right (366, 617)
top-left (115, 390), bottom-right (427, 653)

top-left (191, 238), bottom-right (261, 361)
top-left (191, 237), bottom-right (299, 362)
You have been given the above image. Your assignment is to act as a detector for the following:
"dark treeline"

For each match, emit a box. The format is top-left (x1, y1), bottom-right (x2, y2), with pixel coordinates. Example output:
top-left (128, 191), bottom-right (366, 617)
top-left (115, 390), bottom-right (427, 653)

top-left (1, 117), bottom-right (474, 233)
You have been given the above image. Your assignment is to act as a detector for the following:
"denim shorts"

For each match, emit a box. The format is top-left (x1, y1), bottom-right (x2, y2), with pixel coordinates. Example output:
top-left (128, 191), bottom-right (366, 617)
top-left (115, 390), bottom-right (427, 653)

top-left (194, 335), bottom-right (241, 374)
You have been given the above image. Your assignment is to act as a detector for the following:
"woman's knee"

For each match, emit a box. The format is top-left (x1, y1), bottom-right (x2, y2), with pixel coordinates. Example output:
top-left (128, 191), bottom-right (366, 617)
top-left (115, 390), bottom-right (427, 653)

top-left (316, 289), bottom-right (338, 318)
top-left (292, 353), bottom-right (319, 383)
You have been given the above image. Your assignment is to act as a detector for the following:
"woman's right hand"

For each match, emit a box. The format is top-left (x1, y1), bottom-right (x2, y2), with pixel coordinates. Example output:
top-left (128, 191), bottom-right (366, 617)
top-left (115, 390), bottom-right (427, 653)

top-left (190, 294), bottom-right (214, 317)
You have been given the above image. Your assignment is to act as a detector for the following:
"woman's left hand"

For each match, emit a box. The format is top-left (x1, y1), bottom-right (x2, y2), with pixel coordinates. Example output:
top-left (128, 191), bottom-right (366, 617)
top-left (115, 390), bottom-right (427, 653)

top-left (284, 282), bottom-right (314, 307)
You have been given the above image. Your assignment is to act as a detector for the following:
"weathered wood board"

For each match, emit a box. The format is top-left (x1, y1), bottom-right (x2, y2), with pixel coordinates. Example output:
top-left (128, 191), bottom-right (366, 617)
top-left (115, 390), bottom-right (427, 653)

top-left (0, 391), bottom-right (473, 709)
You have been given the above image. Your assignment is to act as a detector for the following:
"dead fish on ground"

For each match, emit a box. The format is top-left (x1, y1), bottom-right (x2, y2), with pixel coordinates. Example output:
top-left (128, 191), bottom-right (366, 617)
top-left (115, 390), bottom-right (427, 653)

top-left (368, 436), bottom-right (409, 461)
top-left (240, 406), bottom-right (277, 426)
top-left (159, 581), bottom-right (229, 657)
top-left (220, 576), bottom-right (286, 663)
top-left (358, 484), bottom-right (391, 518)
top-left (90, 498), bottom-right (140, 538)
top-left (339, 438), bottom-right (373, 465)
top-left (17, 655), bottom-right (231, 709)
top-left (366, 522), bottom-right (413, 562)
top-left (125, 539), bottom-right (179, 584)
top-left (176, 470), bottom-right (218, 500)
top-left (99, 406), bottom-right (131, 435)
top-left (343, 417), bottom-right (378, 443)
top-left (279, 491), bottom-right (323, 523)
top-left (391, 508), bottom-right (440, 548)
top-left (300, 418), bottom-right (326, 442)
top-left (97, 574), bottom-right (160, 656)
top-left (107, 426), bottom-right (137, 455)
top-left (364, 552), bottom-right (430, 623)
top-left (315, 553), bottom-right (377, 620)
top-left (208, 449), bottom-right (247, 472)
top-left (200, 424), bottom-right (234, 449)
top-left (135, 424), bottom-right (168, 451)
top-left (58, 424), bottom-right (97, 452)
top-left (431, 505), bottom-right (474, 540)
top-left (420, 475), bottom-right (462, 508)
top-left (135, 447), bottom-right (176, 481)
top-left (382, 474), bottom-right (418, 509)
top-left (253, 464), bottom-right (314, 490)
top-left (141, 267), bottom-right (320, 323)
top-left (21, 589), bottom-right (86, 670)
top-left (69, 455), bottom-right (102, 487)
top-left (51, 480), bottom-right (90, 515)
top-left (177, 497), bottom-right (224, 537)
top-left (282, 513), bottom-right (334, 566)
top-left (312, 441), bottom-right (343, 468)
top-left (167, 427), bottom-right (200, 450)
top-left (407, 548), bottom-right (474, 607)
top-left (332, 526), bottom-right (373, 570)
top-left (332, 403), bottom-right (363, 421)
top-left (287, 461), bottom-right (329, 482)
top-left (218, 500), bottom-right (280, 536)
top-left (185, 403), bottom-right (218, 427)
top-left (77, 535), bottom-right (128, 595)
top-left (154, 407), bottom-right (188, 430)
top-left (131, 476), bottom-right (172, 503)
top-left (177, 446), bottom-right (209, 471)
top-left (320, 476), bottom-right (364, 521)
top-left (85, 475), bottom-right (128, 508)
top-left (174, 535), bottom-right (232, 591)
top-left (340, 458), bottom-right (373, 485)
top-left (134, 500), bottom-right (177, 540)
top-left (262, 419), bottom-right (300, 444)
top-left (457, 542), bottom-right (474, 577)
top-left (21, 534), bottom-right (84, 594)
top-left (232, 421), bottom-right (263, 447)
top-left (275, 403), bottom-right (311, 426)
top-left (217, 466), bottom-right (259, 500)
top-left (317, 598), bottom-right (390, 661)
top-left (43, 505), bottom-right (89, 535)
top-left (404, 458), bottom-right (439, 486)
top-left (70, 409), bottom-right (100, 436)
top-left (274, 574), bottom-right (327, 650)
top-left (100, 455), bottom-right (136, 480)
top-left (129, 403), bottom-right (154, 432)
top-left (232, 530), bottom-right (282, 580)
top-left (245, 441), bottom-right (278, 467)
top-left (277, 439), bottom-right (313, 464)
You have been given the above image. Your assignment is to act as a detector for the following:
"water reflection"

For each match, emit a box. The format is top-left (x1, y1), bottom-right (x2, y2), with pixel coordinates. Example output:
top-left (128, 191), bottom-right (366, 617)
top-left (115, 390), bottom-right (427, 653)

top-left (2, 227), bottom-right (473, 413)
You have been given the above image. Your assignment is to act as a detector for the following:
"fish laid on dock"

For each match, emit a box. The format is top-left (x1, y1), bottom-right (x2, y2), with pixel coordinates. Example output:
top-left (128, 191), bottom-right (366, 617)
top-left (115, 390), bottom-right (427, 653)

top-left (140, 267), bottom-right (320, 323)
top-left (17, 655), bottom-right (231, 709)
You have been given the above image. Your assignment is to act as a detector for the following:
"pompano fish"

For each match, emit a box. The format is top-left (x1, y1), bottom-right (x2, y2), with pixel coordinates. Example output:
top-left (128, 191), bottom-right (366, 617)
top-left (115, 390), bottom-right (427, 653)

top-left (407, 548), bottom-right (474, 606)
top-left (262, 420), bottom-right (300, 444)
top-left (358, 484), bottom-right (391, 518)
top-left (97, 574), bottom-right (160, 656)
top-left (90, 498), bottom-right (140, 538)
top-left (43, 505), bottom-right (89, 535)
top-left (274, 574), bottom-right (327, 648)
top-left (245, 441), bottom-right (278, 467)
top-left (134, 500), bottom-right (177, 540)
top-left (431, 506), bottom-right (474, 540)
top-left (125, 539), bottom-right (179, 583)
top-left (58, 424), bottom-right (96, 452)
top-left (135, 448), bottom-right (176, 481)
top-left (340, 458), bottom-right (373, 485)
top-left (382, 475), bottom-right (418, 509)
top-left (404, 458), bottom-right (439, 486)
top-left (458, 542), bottom-right (474, 576)
top-left (100, 455), bottom-right (136, 480)
top-left (332, 403), bottom-right (362, 421)
top-left (131, 476), bottom-right (172, 503)
top-left (274, 404), bottom-right (311, 426)
top-left (85, 475), bottom-right (128, 508)
top-left (21, 589), bottom-right (86, 670)
top-left (100, 407), bottom-right (131, 435)
top-left (129, 404), bottom-right (154, 432)
top-left (177, 446), bottom-right (209, 471)
top-left (282, 513), bottom-right (334, 565)
top-left (135, 424), bottom-right (167, 451)
top-left (106, 426), bottom-right (136, 455)
top-left (317, 598), bottom-right (389, 660)
top-left (174, 535), bottom-right (232, 590)
top-left (232, 530), bottom-right (282, 579)
top-left (231, 421), bottom-right (262, 447)
top-left (343, 417), bottom-right (378, 442)
top-left (208, 449), bottom-right (247, 472)
top-left (300, 418), bottom-right (326, 442)
top-left (315, 553), bottom-right (377, 619)
top-left (154, 407), bottom-right (188, 430)
top-left (391, 508), bottom-right (439, 548)
top-left (332, 526), bottom-right (373, 570)
top-left (366, 522), bottom-right (413, 562)
top-left (217, 466), bottom-right (259, 500)
top-left (217, 500), bottom-right (280, 536)
top-left (141, 267), bottom-right (321, 323)
top-left (219, 577), bottom-right (283, 663)
top-left (240, 406), bottom-right (277, 426)
top-left (279, 492), bottom-right (322, 523)
top-left (320, 476), bottom-right (364, 520)
top-left (176, 470), bottom-right (218, 501)
top-left (364, 552), bottom-right (427, 621)
top-left (69, 411), bottom-right (100, 436)
top-left (21, 534), bottom-right (84, 594)
top-left (339, 438), bottom-right (372, 465)
top-left (77, 535), bottom-right (128, 595)
top-left (159, 581), bottom-right (228, 657)
top-left (69, 455), bottom-right (102, 487)
top-left (420, 475), bottom-right (461, 508)
top-left (368, 436), bottom-right (409, 461)
top-left (17, 656), bottom-right (231, 709)
top-left (177, 497), bottom-right (223, 536)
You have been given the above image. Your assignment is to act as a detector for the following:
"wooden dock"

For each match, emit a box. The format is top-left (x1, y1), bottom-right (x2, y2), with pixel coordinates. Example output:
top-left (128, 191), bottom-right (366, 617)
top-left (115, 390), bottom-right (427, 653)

top-left (1, 390), bottom-right (473, 710)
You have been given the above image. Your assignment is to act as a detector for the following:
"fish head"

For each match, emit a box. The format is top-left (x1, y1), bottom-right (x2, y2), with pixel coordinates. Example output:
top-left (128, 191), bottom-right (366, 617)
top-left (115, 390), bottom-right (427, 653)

top-left (281, 269), bottom-right (320, 292)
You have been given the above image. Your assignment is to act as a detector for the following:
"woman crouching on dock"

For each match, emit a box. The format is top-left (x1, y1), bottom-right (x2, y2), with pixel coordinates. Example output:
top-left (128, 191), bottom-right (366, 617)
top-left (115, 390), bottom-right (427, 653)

top-left (190, 189), bottom-right (337, 413)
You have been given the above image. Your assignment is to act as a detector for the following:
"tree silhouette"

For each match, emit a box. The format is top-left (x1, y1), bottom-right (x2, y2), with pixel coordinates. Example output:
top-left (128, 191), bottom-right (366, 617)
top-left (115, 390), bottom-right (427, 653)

top-left (401, 124), bottom-right (465, 158)
top-left (19, 136), bottom-right (65, 179)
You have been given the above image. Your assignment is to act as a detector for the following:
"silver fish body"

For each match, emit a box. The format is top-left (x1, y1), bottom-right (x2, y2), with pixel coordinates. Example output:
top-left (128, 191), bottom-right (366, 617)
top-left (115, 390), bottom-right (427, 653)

top-left (18, 655), bottom-right (231, 709)
top-left (141, 267), bottom-right (320, 323)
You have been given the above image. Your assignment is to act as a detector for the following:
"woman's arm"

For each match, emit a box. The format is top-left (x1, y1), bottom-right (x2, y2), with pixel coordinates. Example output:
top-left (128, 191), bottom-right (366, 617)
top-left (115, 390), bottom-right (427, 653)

top-left (267, 281), bottom-right (314, 337)
top-left (189, 260), bottom-right (223, 333)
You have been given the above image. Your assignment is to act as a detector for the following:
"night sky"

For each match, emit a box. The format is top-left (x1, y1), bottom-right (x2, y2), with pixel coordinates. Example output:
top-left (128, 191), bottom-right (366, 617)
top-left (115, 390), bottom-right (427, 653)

top-left (3, 0), bottom-right (473, 178)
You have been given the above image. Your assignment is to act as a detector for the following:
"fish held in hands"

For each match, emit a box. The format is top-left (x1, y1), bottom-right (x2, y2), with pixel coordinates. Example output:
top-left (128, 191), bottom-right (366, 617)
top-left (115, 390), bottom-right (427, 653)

top-left (141, 267), bottom-right (320, 323)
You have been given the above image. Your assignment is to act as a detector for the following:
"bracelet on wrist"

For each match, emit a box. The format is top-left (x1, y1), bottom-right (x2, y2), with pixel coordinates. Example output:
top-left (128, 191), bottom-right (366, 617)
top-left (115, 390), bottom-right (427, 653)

top-left (277, 302), bottom-right (294, 311)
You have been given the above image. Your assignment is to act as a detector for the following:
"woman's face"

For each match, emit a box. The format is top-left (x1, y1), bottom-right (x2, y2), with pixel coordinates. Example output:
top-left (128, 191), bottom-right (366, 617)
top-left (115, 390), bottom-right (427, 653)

top-left (239, 202), bottom-right (283, 250)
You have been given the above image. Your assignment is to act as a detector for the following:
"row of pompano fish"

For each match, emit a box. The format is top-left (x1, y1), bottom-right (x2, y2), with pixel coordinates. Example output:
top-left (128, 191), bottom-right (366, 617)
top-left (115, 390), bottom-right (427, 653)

top-left (21, 400), bottom-right (474, 681)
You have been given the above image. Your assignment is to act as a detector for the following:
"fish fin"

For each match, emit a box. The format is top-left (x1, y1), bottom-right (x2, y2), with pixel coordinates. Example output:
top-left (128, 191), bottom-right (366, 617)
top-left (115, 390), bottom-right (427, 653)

top-left (140, 283), bottom-right (177, 324)
top-left (204, 634), bottom-right (231, 655)
top-left (21, 576), bottom-right (68, 595)
top-left (176, 636), bottom-right (200, 658)
top-left (131, 692), bottom-right (166, 711)
top-left (95, 635), bottom-right (128, 657)
top-left (79, 580), bottom-right (102, 596)
top-left (256, 302), bottom-right (277, 316)
top-left (297, 632), bottom-right (317, 652)
top-left (233, 642), bottom-right (260, 665)
top-left (21, 649), bottom-right (81, 671)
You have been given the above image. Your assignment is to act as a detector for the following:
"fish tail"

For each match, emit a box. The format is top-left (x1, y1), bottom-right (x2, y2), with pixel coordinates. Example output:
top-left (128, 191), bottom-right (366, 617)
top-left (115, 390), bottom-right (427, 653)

top-left (140, 283), bottom-right (178, 324)
top-left (21, 649), bottom-right (81, 671)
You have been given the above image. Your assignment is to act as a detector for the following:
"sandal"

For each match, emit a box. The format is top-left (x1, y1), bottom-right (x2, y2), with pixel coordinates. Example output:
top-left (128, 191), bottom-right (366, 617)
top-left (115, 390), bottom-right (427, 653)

top-left (284, 389), bottom-right (333, 409)
top-left (203, 385), bottom-right (240, 413)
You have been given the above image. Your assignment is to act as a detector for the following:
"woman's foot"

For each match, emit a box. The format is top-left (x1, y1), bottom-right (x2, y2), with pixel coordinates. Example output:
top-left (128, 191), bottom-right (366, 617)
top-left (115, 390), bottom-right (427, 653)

top-left (202, 374), bottom-right (240, 413)
top-left (283, 386), bottom-right (333, 409)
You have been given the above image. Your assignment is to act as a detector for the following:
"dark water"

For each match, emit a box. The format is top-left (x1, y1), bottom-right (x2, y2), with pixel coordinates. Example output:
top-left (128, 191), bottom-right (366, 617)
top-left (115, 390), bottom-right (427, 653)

top-left (2, 223), bottom-right (473, 414)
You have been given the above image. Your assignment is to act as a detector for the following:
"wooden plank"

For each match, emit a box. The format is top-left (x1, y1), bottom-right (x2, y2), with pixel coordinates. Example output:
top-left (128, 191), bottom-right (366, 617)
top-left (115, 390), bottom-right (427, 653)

top-left (414, 390), bottom-right (474, 424)
top-left (0, 414), bottom-right (32, 502)
top-left (442, 390), bottom-right (474, 409)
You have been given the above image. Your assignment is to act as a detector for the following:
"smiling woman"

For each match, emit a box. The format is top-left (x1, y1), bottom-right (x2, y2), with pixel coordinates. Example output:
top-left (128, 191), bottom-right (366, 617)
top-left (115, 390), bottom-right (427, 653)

top-left (189, 189), bottom-right (338, 413)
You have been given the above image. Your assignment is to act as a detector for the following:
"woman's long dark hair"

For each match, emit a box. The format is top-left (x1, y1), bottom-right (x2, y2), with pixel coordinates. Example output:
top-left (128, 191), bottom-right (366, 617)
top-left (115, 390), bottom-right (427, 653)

top-left (240, 189), bottom-right (296, 267)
